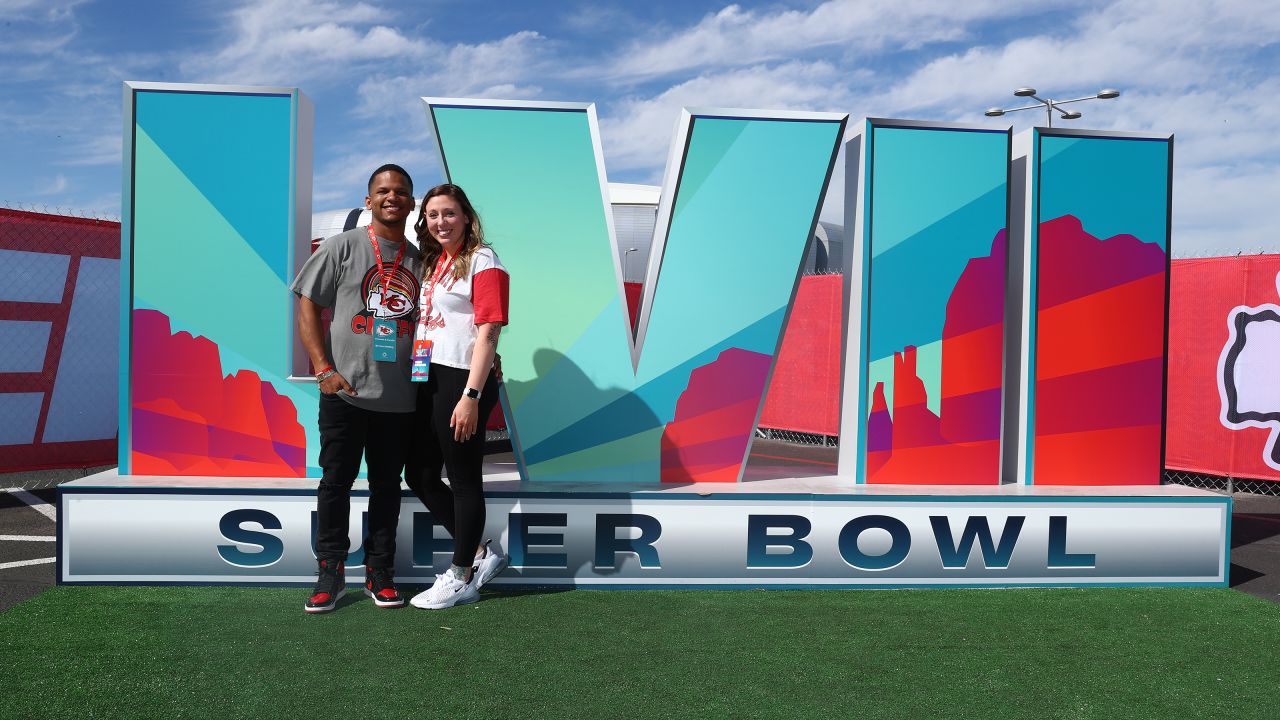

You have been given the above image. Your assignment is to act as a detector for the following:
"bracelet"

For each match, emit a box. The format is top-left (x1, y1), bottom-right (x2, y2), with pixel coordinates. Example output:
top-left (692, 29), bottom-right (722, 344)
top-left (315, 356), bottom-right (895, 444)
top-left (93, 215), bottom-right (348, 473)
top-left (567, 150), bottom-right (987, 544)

top-left (316, 368), bottom-right (336, 382)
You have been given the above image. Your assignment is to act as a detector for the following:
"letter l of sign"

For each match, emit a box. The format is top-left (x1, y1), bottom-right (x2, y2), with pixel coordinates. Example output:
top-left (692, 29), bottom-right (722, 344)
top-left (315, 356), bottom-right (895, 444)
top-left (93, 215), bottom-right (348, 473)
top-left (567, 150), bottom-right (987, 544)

top-left (425, 99), bottom-right (845, 484)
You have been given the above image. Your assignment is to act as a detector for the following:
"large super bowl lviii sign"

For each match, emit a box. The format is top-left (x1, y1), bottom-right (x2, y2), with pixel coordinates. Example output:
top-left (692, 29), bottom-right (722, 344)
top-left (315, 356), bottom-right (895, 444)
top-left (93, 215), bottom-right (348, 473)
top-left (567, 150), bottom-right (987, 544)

top-left (119, 84), bottom-right (1172, 486)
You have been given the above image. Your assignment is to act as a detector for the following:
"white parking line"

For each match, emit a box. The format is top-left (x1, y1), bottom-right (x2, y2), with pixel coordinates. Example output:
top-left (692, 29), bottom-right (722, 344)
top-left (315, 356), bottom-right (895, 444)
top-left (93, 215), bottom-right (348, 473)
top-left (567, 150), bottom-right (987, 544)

top-left (0, 535), bottom-right (56, 542)
top-left (0, 488), bottom-right (56, 522)
top-left (0, 557), bottom-right (55, 570)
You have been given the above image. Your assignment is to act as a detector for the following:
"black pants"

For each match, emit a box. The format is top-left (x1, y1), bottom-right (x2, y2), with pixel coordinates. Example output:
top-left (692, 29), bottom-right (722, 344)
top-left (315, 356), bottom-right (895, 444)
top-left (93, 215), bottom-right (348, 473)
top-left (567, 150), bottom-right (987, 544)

top-left (405, 363), bottom-right (500, 568)
top-left (314, 393), bottom-right (412, 568)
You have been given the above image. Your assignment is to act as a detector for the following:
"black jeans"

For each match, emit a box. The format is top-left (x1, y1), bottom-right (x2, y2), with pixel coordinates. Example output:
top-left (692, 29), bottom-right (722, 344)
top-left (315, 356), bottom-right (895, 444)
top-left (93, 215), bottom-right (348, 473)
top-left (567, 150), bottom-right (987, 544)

top-left (405, 363), bottom-right (501, 567)
top-left (314, 393), bottom-right (412, 568)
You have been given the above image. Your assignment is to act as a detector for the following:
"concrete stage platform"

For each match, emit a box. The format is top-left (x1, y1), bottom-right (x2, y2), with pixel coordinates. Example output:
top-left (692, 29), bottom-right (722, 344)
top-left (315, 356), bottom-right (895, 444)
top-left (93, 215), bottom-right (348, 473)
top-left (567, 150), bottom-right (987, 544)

top-left (57, 444), bottom-right (1230, 588)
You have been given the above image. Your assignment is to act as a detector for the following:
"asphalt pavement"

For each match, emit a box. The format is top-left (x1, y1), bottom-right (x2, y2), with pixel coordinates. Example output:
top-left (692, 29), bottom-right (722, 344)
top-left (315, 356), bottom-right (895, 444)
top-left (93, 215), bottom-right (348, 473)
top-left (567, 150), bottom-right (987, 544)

top-left (1227, 493), bottom-right (1280, 601)
top-left (0, 488), bottom-right (57, 612)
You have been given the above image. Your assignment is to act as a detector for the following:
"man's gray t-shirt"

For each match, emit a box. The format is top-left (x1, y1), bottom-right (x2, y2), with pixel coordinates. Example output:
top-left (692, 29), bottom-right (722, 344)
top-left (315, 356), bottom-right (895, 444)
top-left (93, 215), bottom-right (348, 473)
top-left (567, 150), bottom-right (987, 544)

top-left (290, 227), bottom-right (423, 413)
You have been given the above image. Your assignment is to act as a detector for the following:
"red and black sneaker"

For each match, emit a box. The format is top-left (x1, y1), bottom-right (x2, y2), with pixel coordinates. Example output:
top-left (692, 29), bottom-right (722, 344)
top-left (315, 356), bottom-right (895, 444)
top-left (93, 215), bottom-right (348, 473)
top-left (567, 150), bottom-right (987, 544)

top-left (364, 566), bottom-right (405, 608)
top-left (304, 559), bottom-right (346, 613)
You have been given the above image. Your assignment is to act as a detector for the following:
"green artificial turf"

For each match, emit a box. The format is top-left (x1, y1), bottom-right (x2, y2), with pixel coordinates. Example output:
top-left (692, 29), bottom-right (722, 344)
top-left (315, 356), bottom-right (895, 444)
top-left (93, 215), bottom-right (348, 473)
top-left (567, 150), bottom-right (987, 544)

top-left (1, 586), bottom-right (1277, 719)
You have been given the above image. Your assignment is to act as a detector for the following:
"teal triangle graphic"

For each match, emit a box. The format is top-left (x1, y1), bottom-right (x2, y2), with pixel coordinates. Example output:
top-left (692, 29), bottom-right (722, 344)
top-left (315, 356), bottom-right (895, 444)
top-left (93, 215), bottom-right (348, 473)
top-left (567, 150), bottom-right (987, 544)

top-left (135, 90), bottom-right (294, 282)
top-left (133, 125), bottom-right (291, 374)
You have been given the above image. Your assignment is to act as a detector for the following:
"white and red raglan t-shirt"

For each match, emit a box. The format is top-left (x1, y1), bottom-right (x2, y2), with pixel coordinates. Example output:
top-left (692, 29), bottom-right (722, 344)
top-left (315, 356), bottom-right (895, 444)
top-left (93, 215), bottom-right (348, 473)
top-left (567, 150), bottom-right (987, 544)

top-left (415, 245), bottom-right (509, 370)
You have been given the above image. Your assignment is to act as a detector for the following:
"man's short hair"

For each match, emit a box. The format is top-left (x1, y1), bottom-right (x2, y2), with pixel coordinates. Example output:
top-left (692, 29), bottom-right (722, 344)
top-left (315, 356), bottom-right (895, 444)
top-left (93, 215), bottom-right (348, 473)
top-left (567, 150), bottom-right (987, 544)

top-left (368, 164), bottom-right (413, 193)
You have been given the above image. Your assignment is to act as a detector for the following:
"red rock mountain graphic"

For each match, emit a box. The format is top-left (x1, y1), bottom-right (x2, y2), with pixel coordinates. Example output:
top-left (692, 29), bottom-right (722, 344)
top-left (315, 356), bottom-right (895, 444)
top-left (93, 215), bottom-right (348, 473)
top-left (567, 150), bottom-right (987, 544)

top-left (866, 230), bottom-right (1006, 484)
top-left (1032, 214), bottom-right (1165, 485)
top-left (131, 309), bottom-right (306, 477)
top-left (661, 347), bottom-right (772, 483)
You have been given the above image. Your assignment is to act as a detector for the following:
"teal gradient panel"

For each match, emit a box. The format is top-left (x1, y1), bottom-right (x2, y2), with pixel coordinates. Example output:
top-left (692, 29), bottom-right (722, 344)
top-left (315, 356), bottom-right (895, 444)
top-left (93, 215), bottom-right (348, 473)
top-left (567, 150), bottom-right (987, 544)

top-left (524, 309), bottom-right (785, 465)
top-left (1040, 135), bottom-right (1170, 250)
top-left (431, 104), bottom-right (842, 482)
top-left (1028, 130), bottom-right (1171, 486)
top-left (127, 87), bottom-right (315, 477)
top-left (861, 122), bottom-right (1009, 485)
top-left (431, 106), bottom-right (632, 446)
top-left (637, 117), bottom-right (841, 380)
top-left (135, 91), bottom-right (294, 280)
top-left (868, 127), bottom-right (1007, 361)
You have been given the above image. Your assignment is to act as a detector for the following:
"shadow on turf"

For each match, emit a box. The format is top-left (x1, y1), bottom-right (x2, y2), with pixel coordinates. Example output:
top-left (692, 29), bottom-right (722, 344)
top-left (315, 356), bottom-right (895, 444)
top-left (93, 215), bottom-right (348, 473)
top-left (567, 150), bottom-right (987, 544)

top-left (394, 584), bottom-right (576, 604)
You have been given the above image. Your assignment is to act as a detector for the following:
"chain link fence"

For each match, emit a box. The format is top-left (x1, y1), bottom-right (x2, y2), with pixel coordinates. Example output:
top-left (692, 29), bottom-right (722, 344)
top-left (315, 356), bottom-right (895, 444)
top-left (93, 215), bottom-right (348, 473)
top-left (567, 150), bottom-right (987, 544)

top-left (752, 432), bottom-right (1280, 496)
top-left (0, 200), bottom-right (120, 223)
top-left (1172, 247), bottom-right (1280, 260)
top-left (2, 465), bottom-right (113, 491)
top-left (756, 426), bottom-right (840, 447)
top-left (1, 205), bottom-right (121, 477)
top-left (1163, 469), bottom-right (1280, 496)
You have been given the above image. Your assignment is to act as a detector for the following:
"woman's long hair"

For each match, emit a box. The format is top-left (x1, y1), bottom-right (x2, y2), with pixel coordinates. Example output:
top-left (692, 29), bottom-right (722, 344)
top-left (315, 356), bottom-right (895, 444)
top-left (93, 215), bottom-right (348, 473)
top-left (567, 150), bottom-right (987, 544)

top-left (414, 183), bottom-right (487, 282)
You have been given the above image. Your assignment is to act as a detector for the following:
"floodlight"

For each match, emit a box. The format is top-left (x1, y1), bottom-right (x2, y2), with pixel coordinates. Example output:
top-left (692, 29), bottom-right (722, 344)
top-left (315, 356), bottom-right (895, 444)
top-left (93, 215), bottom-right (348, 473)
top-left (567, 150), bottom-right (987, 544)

top-left (985, 86), bottom-right (1122, 127)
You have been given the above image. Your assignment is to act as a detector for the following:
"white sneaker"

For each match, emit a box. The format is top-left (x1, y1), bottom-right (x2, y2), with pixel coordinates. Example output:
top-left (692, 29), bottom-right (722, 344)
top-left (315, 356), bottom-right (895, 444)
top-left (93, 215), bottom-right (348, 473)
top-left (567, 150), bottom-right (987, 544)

top-left (410, 571), bottom-right (479, 610)
top-left (472, 540), bottom-right (508, 588)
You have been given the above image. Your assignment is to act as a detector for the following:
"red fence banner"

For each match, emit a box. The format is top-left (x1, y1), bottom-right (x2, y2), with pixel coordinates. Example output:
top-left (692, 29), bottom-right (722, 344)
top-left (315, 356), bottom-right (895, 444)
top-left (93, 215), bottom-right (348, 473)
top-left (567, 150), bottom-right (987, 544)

top-left (759, 275), bottom-right (842, 436)
top-left (0, 209), bottom-right (120, 472)
top-left (1167, 255), bottom-right (1280, 481)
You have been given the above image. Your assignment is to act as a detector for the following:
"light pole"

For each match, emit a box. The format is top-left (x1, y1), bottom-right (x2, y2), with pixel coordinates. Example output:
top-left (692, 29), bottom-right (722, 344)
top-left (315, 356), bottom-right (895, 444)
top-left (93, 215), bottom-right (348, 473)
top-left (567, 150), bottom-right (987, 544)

top-left (623, 247), bottom-right (638, 282)
top-left (985, 87), bottom-right (1120, 127)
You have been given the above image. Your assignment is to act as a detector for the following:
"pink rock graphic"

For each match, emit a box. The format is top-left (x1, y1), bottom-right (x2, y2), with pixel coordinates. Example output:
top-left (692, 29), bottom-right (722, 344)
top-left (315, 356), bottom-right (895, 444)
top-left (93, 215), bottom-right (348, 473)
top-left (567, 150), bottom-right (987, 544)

top-left (661, 347), bottom-right (772, 483)
top-left (866, 231), bottom-right (1005, 484)
top-left (131, 309), bottom-right (307, 477)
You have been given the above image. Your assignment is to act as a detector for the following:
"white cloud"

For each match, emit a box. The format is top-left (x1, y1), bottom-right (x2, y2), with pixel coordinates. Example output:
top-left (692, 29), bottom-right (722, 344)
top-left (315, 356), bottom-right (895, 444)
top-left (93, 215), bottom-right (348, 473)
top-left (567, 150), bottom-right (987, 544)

top-left (353, 30), bottom-right (548, 124)
top-left (561, 4), bottom-right (635, 33)
top-left (1175, 163), bottom-right (1280, 256)
top-left (599, 61), bottom-right (860, 175)
top-left (0, 0), bottom-right (85, 20)
top-left (2, 0), bottom-right (1276, 256)
top-left (604, 0), bottom-right (1094, 81)
top-left (180, 0), bottom-right (430, 86)
top-left (799, 0), bottom-right (1280, 255)
top-left (36, 174), bottom-right (68, 195)
top-left (875, 1), bottom-right (1280, 115)
top-left (57, 133), bottom-right (122, 167)
top-left (312, 146), bottom-right (440, 210)
top-left (321, 30), bottom-right (550, 207)
top-left (0, 0), bottom-right (86, 66)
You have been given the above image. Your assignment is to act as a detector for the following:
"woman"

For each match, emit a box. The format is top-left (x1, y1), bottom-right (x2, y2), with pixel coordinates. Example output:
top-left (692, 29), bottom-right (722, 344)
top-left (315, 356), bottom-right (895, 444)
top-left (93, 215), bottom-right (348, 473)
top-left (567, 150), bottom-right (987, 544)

top-left (405, 183), bottom-right (510, 610)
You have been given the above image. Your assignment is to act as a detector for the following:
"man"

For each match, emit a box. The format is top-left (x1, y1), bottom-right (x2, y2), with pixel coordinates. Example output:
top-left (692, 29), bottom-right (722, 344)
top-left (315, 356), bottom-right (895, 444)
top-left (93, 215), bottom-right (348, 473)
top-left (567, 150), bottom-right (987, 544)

top-left (291, 164), bottom-right (423, 612)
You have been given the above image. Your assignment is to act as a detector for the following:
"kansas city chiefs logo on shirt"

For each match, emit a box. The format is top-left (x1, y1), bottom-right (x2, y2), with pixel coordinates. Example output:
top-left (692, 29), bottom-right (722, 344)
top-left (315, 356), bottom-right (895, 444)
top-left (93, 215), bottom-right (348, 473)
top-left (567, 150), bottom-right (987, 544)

top-left (360, 265), bottom-right (420, 319)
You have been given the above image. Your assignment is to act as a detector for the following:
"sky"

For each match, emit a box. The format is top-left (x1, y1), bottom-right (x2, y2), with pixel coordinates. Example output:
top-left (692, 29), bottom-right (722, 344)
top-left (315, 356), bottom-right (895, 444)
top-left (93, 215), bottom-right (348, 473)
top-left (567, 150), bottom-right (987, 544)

top-left (2, 0), bottom-right (1278, 257)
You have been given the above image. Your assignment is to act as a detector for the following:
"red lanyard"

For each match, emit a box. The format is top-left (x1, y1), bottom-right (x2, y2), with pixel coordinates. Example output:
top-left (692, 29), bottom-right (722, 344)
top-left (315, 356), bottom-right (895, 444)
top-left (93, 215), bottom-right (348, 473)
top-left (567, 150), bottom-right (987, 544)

top-left (419, 254), bottom-right (456, 327)
top-left (367, 225), bottom-right (405, 304)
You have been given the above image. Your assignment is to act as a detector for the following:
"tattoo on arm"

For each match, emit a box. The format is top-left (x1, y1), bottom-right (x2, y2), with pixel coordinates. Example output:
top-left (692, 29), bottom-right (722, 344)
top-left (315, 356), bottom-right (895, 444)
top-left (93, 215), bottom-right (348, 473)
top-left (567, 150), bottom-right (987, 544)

top-left (485, 325), bottom-right (501, 347)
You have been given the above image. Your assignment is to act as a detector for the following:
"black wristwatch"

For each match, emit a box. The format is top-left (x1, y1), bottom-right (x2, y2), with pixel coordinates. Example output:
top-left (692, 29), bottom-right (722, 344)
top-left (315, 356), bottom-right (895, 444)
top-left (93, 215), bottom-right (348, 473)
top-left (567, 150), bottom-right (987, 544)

top-left (463, 387), bottom-right (481, 400)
